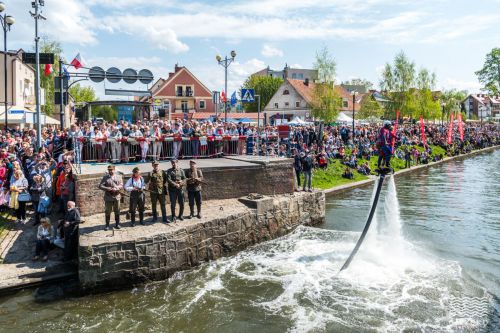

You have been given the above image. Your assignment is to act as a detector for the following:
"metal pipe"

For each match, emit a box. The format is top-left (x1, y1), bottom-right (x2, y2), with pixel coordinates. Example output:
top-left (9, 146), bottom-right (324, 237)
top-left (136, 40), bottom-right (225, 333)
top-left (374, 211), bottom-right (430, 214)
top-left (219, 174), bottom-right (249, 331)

top-left (224, 56), bottom-right (228, 123)
top-left (34, 3), bottom-right (42, 147)
top-left (59, 60), bottom-right (64, 128)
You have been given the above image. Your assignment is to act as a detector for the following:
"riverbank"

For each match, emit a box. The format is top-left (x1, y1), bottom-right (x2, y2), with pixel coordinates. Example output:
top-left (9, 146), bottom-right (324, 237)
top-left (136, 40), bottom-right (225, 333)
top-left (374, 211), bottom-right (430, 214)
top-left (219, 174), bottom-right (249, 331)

top-left (322, 144), bottom-right (499, 195)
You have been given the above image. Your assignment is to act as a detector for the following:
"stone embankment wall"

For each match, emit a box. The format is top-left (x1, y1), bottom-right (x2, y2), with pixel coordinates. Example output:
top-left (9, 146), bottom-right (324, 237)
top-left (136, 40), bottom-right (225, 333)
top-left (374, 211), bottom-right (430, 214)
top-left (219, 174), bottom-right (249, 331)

top-left (75, 161), bottom-right (294, 217)
top-left (78, 191), bottom-right (325, 293)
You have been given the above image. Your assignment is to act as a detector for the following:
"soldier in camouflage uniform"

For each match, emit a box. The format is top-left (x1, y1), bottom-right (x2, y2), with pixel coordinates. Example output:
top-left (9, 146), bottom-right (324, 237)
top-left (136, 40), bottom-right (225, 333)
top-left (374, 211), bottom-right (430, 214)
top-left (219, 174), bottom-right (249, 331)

top-left (166, 159), bottom-right (186, 222)
top-left (98, 165), bottom-right (123, 230)
top-left (148, 161), bottom-right (168, 223)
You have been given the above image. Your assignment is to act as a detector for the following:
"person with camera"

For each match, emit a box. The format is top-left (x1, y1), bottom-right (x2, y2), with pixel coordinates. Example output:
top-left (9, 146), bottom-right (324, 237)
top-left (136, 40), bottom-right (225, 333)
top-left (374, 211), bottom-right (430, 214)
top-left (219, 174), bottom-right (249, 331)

top-left (125, 167), bottom-right (146, 226)
top-left (98, 165), bottom-right (123, 230)
top-left (185, 160), bottom-right (203, 219)
top-left (33, 218), bottom-right (54, 262)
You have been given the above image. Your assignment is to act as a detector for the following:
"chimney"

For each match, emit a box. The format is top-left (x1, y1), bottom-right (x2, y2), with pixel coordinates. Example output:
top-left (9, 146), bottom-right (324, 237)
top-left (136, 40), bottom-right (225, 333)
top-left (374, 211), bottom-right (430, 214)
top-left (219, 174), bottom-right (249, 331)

top-left (304, 78), bottom-right (309, 86)
top-left (168, 72), bottom-right (174, 78)
top-left (175, 63), bottom-right (180, 72)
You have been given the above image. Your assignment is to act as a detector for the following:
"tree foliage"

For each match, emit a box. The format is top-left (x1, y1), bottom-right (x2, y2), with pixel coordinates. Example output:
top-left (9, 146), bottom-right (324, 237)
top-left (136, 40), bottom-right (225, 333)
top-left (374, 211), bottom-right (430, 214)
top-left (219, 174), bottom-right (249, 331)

top-left (242, 75), bottom-right (283, 112)
top-left (311, 46), bottom-right (340, 122)
top-left (314, 46), bottom-right (336, 84)
top-left (342, 78), bottom-right (373, 90)
top-left (69, 83), bottom-right (97, 103)
top-left (475, 47), bottom-right (500, 95)
top-left (441, 89), bottom-right (468, 121)
top-left (358, 94), bottom-right (384, 120)
top-left (92, 105), bottom-right (118, 121)
top-left (38, 37), bottom-right (63, 116)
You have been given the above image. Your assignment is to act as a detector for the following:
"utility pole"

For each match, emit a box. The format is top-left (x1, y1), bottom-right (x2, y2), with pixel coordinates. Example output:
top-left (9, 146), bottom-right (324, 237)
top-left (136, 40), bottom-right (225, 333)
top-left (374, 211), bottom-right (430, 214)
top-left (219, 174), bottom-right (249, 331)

top-left (59, 60), bottom-right (64, 128)
top-left (0, 3), bottom-right (15, 130)
top-left (216, 50), bottom-right (236, 123)
top-left (30, 0), bottom-right (46, 148)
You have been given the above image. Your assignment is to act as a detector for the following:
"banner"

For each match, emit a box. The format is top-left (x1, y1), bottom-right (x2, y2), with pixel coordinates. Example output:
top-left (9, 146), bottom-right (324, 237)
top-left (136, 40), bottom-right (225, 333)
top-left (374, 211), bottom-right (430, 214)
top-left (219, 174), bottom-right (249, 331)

top-left (391, 110), bottom-right (400, 150)
top-left (447, 113), bottom-right (454, 144)
top-left (457, 112), bottom-right (464, 141)
top-left (420, 115), bottom-right (427, 145)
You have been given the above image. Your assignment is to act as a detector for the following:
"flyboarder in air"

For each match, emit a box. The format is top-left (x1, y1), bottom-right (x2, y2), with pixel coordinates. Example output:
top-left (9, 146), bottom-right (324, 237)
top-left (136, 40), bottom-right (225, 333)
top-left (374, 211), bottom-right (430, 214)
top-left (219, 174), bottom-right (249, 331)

top-left (376, 120), bottom-right (394, 174)
top-left (340, 120), bottom-right (395, 271)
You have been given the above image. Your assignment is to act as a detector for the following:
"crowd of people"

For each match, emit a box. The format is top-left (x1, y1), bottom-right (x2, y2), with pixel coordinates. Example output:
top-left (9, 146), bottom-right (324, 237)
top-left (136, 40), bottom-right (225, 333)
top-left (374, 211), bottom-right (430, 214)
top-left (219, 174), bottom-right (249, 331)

top-left (0, 118), bottom-right (498, 263)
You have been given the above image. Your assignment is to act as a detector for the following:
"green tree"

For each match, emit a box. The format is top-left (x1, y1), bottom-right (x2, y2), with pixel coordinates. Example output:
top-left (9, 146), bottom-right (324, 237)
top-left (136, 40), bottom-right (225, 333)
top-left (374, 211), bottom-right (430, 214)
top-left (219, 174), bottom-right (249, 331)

top-left (38, 37), bottom-right (63, 116)
top-left (475, 47), bottom-right (500, 95)
top-left (358, 94), bottom-right (384, 120)
top-left (311, 46), bottom-right (340, 122)
top-left (69, 83), bottom-right (97, 103)
top-left (93, 105), bottom-right (118, 121)
top-left (379, 51), bottom-right (416, 118)
top-left (343, 78), bottom-right (373, 90)
top-left (413, 68), bottom-right (440, 119)
top-left (441, 89), bottom-right (467, 122)
top-left (242, 75), bottom-right (283, 112)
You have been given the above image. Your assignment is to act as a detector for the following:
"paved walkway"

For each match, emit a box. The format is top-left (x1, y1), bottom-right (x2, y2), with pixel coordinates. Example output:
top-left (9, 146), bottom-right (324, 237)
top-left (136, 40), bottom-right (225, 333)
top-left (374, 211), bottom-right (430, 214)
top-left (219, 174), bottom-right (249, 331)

top-left (78, 156), bottom-right (288, 176)
top-left (0, 210), bottom-right (76, 295)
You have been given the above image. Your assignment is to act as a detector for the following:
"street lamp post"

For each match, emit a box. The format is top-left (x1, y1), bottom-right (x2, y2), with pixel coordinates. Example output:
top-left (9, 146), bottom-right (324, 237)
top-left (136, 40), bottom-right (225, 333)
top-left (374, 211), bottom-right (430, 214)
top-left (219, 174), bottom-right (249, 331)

top-left (216, 50), bottom-right (236, 123)
top-left (0, 2), bottom-right (15, 130)
top-left (351, 90), bottom-right (358, 132)
top-left (30, 0), bottom-right (46, 148)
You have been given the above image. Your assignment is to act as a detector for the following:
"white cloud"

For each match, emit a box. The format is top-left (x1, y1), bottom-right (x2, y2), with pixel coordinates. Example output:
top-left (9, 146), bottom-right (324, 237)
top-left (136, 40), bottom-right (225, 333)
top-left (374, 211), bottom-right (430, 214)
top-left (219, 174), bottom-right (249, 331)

top-left (261, 44), bottom-right (284, 58)
top-left (443, 78), bottom-right (482, 93)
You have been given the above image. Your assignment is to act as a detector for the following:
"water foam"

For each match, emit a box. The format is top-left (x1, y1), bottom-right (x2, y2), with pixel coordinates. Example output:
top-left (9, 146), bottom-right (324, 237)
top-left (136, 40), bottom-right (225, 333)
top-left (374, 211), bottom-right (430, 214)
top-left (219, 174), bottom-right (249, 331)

top-left (173, 176), bottom-right (494, 332)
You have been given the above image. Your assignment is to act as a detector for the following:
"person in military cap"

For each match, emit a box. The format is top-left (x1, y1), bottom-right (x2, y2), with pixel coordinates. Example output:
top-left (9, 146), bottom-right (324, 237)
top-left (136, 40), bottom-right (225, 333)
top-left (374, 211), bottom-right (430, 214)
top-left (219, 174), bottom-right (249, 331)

top-left (98, 165), bottom-right (123, 230)
top-left (185, 160), bottom-right (203, 219)
top-left (124, 166), bottom-right (146, 226)
top-left (148, 160), bottom-right (168, 223)
top-left (166, 159), bottom-right (186, 222)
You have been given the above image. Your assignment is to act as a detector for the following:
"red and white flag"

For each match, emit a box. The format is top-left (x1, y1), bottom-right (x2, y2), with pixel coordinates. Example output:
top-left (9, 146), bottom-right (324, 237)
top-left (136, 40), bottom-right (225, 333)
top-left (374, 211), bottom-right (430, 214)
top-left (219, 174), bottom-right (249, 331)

top-left (420, 115), bottom-right (427, 145)
top-left (447, 113), bottom-right (454, 144)
top-left (44, 63), bottom-right (53, 76)
top-left (457, 112), bottom-right (464, 141)
top-left (220, 91), bottom-right (227, 103)
top-left (70, 52), bottom-right (84, 69)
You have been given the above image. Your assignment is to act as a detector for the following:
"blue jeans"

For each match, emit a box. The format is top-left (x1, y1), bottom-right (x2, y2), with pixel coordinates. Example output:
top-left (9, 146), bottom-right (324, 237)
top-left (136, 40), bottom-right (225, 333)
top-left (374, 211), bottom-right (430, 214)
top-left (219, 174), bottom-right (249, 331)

top-left (303, 170), bottom-right (312, 190)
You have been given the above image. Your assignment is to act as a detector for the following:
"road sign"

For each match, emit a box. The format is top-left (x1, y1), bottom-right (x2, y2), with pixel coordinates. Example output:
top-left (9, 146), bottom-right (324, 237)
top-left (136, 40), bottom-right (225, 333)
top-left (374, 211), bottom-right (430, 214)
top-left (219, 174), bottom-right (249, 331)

top-left (22, 53), bottom-right (54, 64)
top-left (241, 89), bottom-right (255, 103)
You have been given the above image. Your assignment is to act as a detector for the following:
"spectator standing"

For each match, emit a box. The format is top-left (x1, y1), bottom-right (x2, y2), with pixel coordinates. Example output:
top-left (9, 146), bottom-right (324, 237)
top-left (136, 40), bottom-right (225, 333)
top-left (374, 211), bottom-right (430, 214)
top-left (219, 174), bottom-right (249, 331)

top-left (301, 150), bottom-right (313, 192)
top-left (293, 149), bottom-right (302, 191)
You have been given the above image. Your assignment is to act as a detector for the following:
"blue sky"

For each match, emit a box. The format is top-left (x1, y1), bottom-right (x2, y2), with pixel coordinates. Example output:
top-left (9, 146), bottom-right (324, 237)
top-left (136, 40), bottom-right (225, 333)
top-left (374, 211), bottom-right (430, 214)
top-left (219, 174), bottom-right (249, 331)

top-left (7, 0), bottom-right (500, 99)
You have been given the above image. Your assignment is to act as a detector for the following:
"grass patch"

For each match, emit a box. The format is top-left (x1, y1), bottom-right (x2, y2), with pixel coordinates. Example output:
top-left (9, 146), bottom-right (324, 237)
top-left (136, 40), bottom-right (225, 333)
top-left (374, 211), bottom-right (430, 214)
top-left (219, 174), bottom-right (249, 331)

top-left (311, 145), bottom-right (446, 190)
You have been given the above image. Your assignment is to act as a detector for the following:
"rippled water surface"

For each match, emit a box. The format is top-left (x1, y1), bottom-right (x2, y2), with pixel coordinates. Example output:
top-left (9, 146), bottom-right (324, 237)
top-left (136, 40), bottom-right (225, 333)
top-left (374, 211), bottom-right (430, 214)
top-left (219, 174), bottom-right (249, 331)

top-left (0, 150), bottom-right (499, 333)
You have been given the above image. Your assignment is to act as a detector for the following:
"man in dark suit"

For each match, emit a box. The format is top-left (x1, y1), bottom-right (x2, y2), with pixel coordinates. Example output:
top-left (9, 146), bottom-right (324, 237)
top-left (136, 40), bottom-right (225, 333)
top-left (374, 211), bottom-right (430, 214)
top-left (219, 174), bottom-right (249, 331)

top-left (63, 201), bottom-right (81, 261)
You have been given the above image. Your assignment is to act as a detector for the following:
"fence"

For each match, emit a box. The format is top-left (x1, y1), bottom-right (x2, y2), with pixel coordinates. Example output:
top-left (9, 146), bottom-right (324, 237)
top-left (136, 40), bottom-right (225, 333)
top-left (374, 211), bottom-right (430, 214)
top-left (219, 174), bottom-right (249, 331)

top-left (73, 135), bottom-right (286, 167)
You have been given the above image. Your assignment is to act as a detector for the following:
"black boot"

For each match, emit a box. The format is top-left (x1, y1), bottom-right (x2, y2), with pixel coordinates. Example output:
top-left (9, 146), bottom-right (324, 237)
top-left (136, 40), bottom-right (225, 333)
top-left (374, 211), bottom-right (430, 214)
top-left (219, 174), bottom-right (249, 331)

top-left (130, 212), bottom-right (135, 227)
top-left (115, 216), bottom-right (121, 229)
top-left (171, 215), bottom-right (176, 223)
top-left (187, 207), bottom-right (194, 219)
top-left (152, 211), bottom-right (158, 223)
top-left (105, 216), bottom-right (110, 231)
top-left (139, 212), bottom-right (145, 225)
top-left (196, 206), bottom-right (201, 219)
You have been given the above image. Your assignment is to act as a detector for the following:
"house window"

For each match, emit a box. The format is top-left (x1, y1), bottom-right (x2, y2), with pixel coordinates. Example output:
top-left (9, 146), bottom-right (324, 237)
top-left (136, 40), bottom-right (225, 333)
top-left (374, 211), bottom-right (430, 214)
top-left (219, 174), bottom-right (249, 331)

top-left (162, 100), bottom-right (170, 111)
top-left (285, 102), bottom-right (289, 108)
top-left (199, 100), bottom-right (206, 109)
top-left (283, 90), bottom-right (289, 95)
top-left (181, 100), bottom-right (188, 112)
top-left (186, 86), bottom-right (193, 97)
top-left (298, 73), bottom-right (304, 79)
top-left (292, 73), bottom-right (297, 79)
top-left (274, 103), bottom-right (279, 108)
top-left (342, 98), bottom-right (348, 108)
top-left (177, 86), bottom-right (183, 97)
top-left (295, 101), bottom-right (300, 108)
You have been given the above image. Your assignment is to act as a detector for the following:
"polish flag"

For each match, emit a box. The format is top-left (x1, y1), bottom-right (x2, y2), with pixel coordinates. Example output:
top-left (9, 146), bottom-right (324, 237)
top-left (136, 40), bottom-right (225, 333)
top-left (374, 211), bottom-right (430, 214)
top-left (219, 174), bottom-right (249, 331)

top-left (221, 91), bottom-right (227, 103)
top-left (44, 63), bottom-right (53, 76)
top-left (70, 53), bottom-right (84, 69)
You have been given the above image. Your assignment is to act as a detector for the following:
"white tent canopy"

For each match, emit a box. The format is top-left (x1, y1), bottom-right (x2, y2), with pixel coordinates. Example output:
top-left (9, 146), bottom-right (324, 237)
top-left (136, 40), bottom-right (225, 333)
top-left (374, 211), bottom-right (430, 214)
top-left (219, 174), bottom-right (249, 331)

top-left (288, 116), bottom-right (313, 125)
top-left (336, 112), bottom-right (353, 122)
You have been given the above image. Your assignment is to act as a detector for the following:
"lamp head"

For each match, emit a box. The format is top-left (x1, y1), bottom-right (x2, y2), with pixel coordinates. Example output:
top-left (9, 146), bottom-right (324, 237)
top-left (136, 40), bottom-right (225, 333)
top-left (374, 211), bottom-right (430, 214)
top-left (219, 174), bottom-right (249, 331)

top-left (230, 50), bottom-right (236, 58)
top-left (0, 2), bottom-right (5, 13)
top-left (5, 15), bottom-right (15, 26)
top-left (216, 55), bottom-right (222, 62)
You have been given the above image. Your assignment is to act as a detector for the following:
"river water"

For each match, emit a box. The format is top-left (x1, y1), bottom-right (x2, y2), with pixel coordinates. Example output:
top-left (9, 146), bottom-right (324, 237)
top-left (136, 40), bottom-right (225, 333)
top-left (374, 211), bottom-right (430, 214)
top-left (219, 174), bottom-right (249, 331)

top-left (0, 150), bottom-right (499, 333)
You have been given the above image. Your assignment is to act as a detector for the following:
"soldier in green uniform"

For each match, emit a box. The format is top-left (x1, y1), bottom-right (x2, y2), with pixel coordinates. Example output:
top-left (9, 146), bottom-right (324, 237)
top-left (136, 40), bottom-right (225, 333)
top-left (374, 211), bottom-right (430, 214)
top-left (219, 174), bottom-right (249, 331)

top-left (185, 160), bottom-right (203, 219)
top-left (98, 165), bottom-right (123, 230)
top-left (148, 161), bottom-right (168, 223)
top-left (166, 159), bottom-right (186, 222)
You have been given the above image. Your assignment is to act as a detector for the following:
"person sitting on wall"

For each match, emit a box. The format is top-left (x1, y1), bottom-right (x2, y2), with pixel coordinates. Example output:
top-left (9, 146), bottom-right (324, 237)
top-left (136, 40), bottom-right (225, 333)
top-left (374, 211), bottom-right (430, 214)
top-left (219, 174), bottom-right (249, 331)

top-left (33, 217), bottom-right (54, 262)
